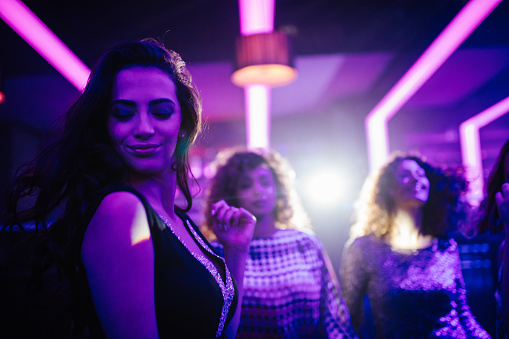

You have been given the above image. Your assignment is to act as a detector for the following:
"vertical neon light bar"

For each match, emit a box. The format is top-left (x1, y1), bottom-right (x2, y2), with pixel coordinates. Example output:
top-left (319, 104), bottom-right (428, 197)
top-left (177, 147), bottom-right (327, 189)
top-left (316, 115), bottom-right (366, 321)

top-left (244, 84), bottom-right (271, 149)
top-left (0, 0), bottom-right (90, 91)
top-left (365, 0), bottom-right (501, 171)
top-left (460, 95), bottom-right (509, 204)
top-left (238, 0), bottom-right (274, 150)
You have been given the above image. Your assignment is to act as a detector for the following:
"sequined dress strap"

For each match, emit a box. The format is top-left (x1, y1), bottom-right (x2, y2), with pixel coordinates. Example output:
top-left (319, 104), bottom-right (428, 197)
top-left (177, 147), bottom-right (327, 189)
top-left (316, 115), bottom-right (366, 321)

top-left (158, 215), bottom-right (234, 338)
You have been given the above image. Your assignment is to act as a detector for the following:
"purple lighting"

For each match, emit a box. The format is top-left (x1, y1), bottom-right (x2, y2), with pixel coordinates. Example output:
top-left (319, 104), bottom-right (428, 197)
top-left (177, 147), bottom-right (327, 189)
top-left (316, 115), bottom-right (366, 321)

top-left (0, 0), bottom-right (90, 91)
top-left (244, 84), bottom-right (271, 149)
top-left (238, 0), bottom-right (275, 149)
top-left (238, 0), bottom-right (274, 36)
top-left (365, 0), bottom-right (501, 171)
top-left (460, 96), bottom-right (509, 204)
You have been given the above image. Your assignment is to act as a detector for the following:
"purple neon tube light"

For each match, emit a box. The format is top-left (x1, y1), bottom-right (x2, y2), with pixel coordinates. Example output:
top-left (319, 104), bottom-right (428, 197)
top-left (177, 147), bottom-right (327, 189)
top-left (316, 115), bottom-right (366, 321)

top-left (238, 0), bottom-right (274, 36)
top-left (238, 0), bottom-right (275, 149)
top-left (0, 0), bottom-right (90, 91)
top-left (460, 96), bottom-right (509, 204)
top-left (365, 0), bottom-right (501, 171)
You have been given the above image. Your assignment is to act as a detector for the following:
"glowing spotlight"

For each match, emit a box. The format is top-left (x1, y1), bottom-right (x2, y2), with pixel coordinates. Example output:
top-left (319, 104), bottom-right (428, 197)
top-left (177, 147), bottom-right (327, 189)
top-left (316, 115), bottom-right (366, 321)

top-left (304, 170), bottom-right (345, 206)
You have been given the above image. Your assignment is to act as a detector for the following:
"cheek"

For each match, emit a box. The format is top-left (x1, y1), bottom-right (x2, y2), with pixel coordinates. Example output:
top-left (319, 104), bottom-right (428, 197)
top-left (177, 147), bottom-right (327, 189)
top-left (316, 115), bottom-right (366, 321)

top-left (269, 186), bottom-right (277, 199)
top-left (235, 189), bottom-right (250, 207)
top-left (108, 120), bottom-right (127, 143)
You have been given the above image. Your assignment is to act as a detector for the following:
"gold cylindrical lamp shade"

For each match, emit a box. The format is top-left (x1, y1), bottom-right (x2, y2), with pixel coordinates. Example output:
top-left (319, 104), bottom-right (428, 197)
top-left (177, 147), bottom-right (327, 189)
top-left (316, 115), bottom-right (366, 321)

top-left (231, 31), bottom-right (297, 87)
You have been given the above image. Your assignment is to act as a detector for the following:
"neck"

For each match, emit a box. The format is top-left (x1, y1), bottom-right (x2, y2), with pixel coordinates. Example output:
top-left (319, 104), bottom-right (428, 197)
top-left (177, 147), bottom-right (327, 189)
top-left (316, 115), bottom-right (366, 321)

top-left (253, 214), bottom-right (279, 238)
top-left (127, 170), bottom-right (179, 220)
top-left (389, 206), bottom-right (434, 250)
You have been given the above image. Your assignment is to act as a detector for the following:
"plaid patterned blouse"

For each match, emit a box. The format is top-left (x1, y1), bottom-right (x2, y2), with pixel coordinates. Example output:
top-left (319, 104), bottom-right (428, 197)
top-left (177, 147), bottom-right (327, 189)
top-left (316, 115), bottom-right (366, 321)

top-left (211, 229), bottom-right (357, 339)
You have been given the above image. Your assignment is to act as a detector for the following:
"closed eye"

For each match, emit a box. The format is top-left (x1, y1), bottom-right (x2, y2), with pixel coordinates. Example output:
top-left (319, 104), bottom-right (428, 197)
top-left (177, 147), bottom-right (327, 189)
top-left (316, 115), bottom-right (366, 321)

top-left (152, 109), bottom-right (175, 119)
top-left (111, 107), bottom-right (135, 121)
top-left (150, 100), bottom-right (176, 119)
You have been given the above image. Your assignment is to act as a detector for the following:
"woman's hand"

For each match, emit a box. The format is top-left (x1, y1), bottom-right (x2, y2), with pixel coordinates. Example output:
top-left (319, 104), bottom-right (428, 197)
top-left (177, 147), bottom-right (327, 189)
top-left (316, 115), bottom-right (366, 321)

top-left (496, 182), bottom-right (509, 229)
top-left (210, 200), bottom-right (256, 252)
top-left (211, 200), bottom-right (256, 338)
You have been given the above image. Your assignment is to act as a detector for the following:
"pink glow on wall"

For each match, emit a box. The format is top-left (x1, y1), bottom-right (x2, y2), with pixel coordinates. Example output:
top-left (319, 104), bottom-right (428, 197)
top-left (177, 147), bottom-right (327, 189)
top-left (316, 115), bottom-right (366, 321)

top-left (365, 0), bottom-right (501, 171)
top-left (460, 95), bottom-right (509, 204)
top-left (245, 85), bottom-right (271, 149)
top-left (0, 0), bottom-right (90, 91)
top-left (238, 0), bottom-right (274, 35)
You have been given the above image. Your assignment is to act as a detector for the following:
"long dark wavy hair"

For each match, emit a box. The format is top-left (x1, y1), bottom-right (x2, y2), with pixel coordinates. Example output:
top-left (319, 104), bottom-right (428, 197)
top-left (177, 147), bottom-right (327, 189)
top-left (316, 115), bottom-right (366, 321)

top-left (1, 39), bottom-right (201, 336)
top-left (202, 148), bottom-right (310, 237)
top-left (351, 152), bottom-right (468, 239)
top-left (475, 139), bottom-right (509, 234)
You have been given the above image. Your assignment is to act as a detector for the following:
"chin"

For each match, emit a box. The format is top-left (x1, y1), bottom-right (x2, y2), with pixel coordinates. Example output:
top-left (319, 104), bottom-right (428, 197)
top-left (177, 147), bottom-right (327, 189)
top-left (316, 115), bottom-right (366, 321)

top-left (127, 162), bottom-right (167, 175)
top-left (415, 195), bottom-right (429, 204)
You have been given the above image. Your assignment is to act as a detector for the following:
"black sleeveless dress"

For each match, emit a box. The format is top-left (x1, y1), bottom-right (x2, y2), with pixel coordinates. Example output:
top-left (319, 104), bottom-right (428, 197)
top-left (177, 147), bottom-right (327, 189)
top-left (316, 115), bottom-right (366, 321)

top-left (79, 186), bottom-right (238, 338)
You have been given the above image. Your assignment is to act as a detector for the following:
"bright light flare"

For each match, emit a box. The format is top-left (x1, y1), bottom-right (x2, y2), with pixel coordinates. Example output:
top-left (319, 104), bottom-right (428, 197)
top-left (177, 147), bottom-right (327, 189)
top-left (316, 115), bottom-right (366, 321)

top-left (0, 0), bottom-right (90, 91)
top-left (304, 170), bottom-right (345, 206)
top-left (365, 0), bottom-right (501, 172)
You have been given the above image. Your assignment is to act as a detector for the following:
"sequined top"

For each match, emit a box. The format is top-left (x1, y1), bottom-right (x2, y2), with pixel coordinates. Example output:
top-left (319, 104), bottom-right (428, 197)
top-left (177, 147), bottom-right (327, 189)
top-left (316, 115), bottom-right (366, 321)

top-left (80, 186), bottom-right (238, 338)
top-left (340, 235), bottom-right (490, 339)
top-left (212, 229), bottom-right (358, 339)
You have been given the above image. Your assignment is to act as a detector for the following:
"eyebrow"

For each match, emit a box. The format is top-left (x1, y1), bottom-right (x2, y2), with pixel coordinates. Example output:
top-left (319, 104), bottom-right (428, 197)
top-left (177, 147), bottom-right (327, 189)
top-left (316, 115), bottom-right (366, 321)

top-left (111, 98), bottom-right (176, 107)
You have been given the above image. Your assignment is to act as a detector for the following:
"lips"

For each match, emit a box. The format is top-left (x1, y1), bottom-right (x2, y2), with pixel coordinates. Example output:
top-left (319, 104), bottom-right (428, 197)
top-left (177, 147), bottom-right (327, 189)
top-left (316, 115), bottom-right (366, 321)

top-left (127, 144), bottom-right (161, 156)
top-left (252, 200), bottom-right (267, 208)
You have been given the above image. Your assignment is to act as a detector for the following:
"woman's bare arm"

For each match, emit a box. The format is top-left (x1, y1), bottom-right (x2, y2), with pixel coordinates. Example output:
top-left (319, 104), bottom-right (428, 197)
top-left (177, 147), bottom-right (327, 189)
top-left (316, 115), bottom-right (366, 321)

top-left (82, 191), bottom-right (158, 339)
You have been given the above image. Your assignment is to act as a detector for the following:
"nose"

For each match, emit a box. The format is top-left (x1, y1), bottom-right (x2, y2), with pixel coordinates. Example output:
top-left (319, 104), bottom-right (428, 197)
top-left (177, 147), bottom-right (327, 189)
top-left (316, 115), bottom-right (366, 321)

top-left (253, 181), bottom-right (264, 194)
top-left (134, 112), bottom-right (155, 139)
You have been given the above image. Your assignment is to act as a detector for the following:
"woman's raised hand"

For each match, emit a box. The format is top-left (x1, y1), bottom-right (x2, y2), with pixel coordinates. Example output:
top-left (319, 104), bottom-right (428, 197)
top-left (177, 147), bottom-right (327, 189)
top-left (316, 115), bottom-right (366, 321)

top-left (210, 200), bottom-right (256, 252)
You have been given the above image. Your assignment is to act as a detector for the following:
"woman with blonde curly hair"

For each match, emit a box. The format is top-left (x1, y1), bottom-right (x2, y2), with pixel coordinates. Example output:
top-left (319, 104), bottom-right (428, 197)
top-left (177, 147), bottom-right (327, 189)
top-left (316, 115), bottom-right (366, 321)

top-left (340, 152), bottom-right (489, 338)
top-left (203, 148), bottom-right (357, 338)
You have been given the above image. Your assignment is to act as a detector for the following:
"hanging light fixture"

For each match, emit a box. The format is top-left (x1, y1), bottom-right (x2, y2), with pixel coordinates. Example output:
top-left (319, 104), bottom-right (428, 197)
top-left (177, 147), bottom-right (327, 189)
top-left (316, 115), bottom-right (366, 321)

top-left (231, 30), bottom-right (297, 87)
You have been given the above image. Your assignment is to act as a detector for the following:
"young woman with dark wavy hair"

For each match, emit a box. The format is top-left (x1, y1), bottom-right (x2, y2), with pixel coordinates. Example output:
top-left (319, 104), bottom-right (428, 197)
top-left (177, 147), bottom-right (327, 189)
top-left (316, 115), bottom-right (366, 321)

top-left (3, 39), bottom-right (255, 338)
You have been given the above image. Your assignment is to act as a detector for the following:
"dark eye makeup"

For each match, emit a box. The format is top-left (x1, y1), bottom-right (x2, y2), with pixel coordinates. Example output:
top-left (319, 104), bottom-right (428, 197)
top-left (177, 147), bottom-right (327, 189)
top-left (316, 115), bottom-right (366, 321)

top-left (110, 99), bottom-right (177, 121)
top-left (111, 106), bottom-right (135, 121)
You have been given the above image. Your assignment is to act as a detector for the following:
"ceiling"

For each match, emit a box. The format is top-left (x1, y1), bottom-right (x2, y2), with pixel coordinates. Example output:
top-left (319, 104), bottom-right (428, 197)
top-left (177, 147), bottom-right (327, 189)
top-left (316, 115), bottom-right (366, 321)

top-left (1, 0), bottom-right (508, 160)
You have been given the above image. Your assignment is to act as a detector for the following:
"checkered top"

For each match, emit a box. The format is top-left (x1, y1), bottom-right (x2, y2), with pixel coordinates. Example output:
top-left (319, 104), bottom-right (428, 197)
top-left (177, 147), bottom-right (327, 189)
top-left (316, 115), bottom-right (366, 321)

top-left (212, 229), bottom-right (357, 339)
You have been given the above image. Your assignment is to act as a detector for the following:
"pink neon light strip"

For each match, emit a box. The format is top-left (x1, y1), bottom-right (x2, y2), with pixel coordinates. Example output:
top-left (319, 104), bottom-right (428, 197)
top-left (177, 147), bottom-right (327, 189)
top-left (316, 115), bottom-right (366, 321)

top-left (365, 0), bottom-right (501, 171)
top-left (238, 0), bottom-right (274, 36)
top-left (0, 0), bottom-right (90, 91)
top-left (245, 85), bottom-right (271, 149)
top-left (238, 0), bottom-right (275, 149)
top-left (460, 95), bottom-right (509, 203)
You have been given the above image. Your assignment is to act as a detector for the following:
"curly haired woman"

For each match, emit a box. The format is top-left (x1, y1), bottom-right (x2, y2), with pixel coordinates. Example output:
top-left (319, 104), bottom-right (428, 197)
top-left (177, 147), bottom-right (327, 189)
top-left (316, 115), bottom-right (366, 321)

top-left (340, 153), bottom-right (489, 338)
top-left (203, 148), bottom-right (357, 338)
